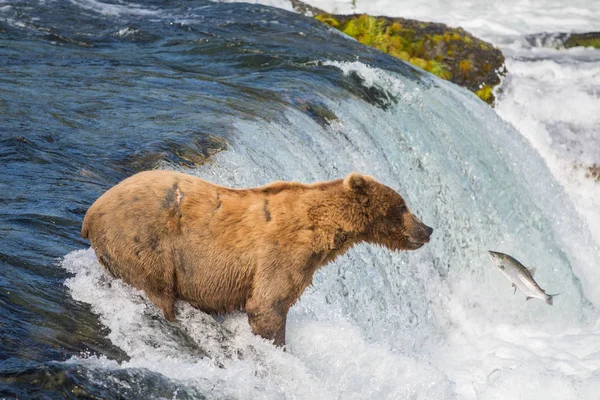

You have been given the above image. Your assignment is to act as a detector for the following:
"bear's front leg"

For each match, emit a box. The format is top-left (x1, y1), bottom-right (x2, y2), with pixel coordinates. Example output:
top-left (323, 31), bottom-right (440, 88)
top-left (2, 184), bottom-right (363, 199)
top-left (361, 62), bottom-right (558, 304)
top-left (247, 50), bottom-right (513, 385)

top-left (245, 296), bottom-right (288, 346)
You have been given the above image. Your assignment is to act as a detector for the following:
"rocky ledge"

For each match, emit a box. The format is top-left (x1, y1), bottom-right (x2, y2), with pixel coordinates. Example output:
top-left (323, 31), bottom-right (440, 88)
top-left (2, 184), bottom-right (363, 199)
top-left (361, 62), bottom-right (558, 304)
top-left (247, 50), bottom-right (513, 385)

top-left (289, 1), bottom-right (505, 104)
top-left (564, 32), bottom-right (600, 49)
top-left (314, 14), bottom-right (505, 104)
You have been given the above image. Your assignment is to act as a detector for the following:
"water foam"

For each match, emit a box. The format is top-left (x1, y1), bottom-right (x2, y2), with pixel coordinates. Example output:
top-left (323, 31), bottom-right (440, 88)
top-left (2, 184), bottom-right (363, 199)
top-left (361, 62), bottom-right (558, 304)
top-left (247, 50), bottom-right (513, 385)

top-left (63, 248), bottom-right (455, 399)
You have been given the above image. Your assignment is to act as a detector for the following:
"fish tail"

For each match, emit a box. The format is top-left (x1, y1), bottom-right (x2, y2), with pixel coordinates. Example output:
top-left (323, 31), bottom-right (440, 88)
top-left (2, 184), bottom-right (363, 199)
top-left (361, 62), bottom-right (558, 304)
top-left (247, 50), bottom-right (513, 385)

top-left (546, 292), bottom-right (562, 305)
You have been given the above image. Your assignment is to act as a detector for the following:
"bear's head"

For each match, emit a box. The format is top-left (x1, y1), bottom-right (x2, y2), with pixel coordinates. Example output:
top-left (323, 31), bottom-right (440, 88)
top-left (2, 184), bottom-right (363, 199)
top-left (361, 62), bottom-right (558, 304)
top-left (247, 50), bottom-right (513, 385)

top-left (344, 173), bottom-right (433, 251)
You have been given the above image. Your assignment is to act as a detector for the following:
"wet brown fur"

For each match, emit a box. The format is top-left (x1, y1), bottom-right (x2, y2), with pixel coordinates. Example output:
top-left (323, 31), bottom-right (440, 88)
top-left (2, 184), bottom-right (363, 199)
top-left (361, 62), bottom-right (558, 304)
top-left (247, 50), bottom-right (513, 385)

top-left (81, 170), bottom-right (432, 346)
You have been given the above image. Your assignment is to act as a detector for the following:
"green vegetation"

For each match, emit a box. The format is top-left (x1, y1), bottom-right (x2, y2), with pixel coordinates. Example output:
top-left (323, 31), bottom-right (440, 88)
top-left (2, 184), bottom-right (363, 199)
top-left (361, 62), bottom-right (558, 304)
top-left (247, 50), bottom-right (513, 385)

top-left (315, 14), bottom-right (506, 105)
top-left (476, 85), bottom-right (493, 103)
top-left (564, 32), bottom-right (600, 49)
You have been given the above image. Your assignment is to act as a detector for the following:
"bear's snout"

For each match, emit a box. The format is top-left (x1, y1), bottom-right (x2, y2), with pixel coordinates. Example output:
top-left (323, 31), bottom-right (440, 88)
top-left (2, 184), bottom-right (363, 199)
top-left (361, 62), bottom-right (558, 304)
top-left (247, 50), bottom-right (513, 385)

top-left (408, 215), bottom-right (433, 244)
top-left (424, 224), bottom-right (434, 239)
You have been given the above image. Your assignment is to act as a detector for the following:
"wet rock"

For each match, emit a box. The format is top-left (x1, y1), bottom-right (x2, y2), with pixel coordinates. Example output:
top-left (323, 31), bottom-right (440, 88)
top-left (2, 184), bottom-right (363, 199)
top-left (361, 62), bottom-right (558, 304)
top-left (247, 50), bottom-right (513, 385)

top-left (586, 164), bottom-right (600, 182)
top-left (289, 0), bottom-right (505, 105)
top-left (564, 32), bottom-right (600, 49)
top-left (312, 14), bottom-right (505, 104)
top-left (124, 134), bottom-right (228, 172)
top-left (299, 102), bottom-right (339, 127)
top-left (0, 363), bottom-right (213, 399)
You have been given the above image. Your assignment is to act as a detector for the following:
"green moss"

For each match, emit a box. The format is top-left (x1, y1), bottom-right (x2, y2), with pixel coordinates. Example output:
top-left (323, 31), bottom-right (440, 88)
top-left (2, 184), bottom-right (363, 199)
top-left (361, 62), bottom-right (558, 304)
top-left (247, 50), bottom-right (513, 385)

top-left (431, 34), bottom-right (448, 43)
top-left (315, 15), bottom-right (340, 28)
top-left (399, 28), bottom-right (417, 41)
top-left (427, 60), bottom-right (452, 79)
top-left (410, 57), bottom-right (428, 69)
top-left (324, 15), bottom-right (473, 84)
top-left (389, 22), bottom-right (402, 35)
top-left (314, 13), bottom-right (504, 105)
top-left (392, 50), bottom-right (411, 61)
top-left (432, 32), bottom-right (473, 44)
top-left (459, 60), bottom-right (472, 77)
top-left (476, 85), bottom-right (493, 103)
top-left (341, 14), bottom-right (386, 46)
top-left (411, 37), bottom-right (425, 55)
top-left (564, 36), bottom-right (600, 49)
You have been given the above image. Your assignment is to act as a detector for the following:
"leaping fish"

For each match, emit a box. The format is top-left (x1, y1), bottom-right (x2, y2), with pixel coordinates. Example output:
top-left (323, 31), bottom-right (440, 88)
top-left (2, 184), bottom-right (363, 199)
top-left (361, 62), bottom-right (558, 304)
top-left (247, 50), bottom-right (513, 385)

top-left (488, 250), bottom-right (560, 305)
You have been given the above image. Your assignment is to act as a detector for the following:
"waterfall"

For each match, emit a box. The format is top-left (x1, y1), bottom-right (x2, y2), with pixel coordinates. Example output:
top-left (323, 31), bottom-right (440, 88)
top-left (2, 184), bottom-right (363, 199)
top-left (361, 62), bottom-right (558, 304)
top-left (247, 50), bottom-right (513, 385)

top-left (63, 59), bottom-right (599, 399)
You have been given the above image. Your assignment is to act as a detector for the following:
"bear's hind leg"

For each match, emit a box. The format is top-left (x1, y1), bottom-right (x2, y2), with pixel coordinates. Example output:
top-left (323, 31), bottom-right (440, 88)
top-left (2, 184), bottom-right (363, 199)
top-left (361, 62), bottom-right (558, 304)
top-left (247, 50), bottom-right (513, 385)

top-left (139, 258), bottom-right (178, 322)
top-left (146, 290), bottom-right (176, 322)
top-left (144, 264), bottom-right (178, 322)
top-left (246, 296), bottom-right (288, 346)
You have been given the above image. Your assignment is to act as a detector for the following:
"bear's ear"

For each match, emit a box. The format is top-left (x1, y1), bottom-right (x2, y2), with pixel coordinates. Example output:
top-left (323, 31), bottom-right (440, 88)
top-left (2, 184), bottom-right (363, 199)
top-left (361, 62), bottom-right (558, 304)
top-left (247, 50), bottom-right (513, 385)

top-left (343, 172), bottom-right (367, 193)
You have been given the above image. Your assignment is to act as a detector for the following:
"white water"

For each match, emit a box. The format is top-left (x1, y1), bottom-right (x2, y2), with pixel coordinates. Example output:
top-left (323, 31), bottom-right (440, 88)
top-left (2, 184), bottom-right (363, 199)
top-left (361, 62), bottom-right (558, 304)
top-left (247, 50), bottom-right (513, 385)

top-left (495, 50), bottom-right (600, 246)
top-left (63, 53), bottom-right (600, 399)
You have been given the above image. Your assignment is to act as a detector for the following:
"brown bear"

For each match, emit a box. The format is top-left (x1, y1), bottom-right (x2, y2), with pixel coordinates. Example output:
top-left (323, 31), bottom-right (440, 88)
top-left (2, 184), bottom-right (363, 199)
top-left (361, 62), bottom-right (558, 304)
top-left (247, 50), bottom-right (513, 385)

top-left (81, 170), bottom-right (432, 346)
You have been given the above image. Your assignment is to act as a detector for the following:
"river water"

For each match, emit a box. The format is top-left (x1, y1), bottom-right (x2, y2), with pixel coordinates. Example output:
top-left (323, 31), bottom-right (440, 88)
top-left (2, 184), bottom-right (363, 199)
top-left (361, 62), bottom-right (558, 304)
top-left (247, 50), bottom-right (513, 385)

top-left (1, 0), bottom-right (599, 399)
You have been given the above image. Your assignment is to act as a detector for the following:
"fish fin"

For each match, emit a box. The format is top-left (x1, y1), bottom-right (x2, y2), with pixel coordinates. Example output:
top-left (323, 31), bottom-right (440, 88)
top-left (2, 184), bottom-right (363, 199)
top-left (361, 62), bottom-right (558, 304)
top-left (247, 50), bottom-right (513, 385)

top-left (546, 292), bottom-right (562, 306)
top-left (527, 267), bottom-right (536, 276)
top-left (512, 283), bottom-right (516, 294)
top-left (526, 296), bottom-right (533, 301)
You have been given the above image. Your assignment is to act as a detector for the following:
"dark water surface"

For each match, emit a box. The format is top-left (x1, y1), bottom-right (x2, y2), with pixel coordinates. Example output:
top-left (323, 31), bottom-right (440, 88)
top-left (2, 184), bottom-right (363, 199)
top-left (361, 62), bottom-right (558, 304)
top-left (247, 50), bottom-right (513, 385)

top-left (0, 0), bottom-right (421, 397)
